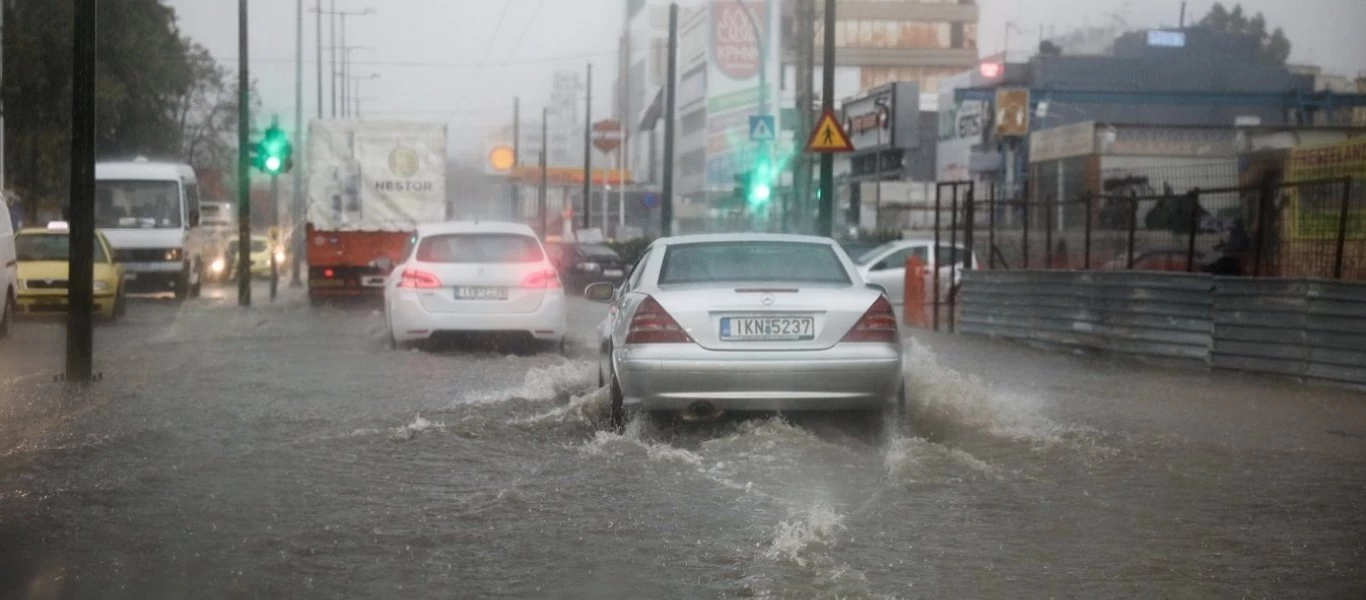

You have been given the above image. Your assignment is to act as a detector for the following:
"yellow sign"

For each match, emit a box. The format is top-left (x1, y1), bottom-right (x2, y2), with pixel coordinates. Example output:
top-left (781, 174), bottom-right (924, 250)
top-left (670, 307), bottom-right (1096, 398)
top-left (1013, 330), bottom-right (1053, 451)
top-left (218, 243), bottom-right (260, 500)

top-left (804, 110), bottom-right (854, 153)
top-left (995, 88), bottom-right (1031, 137)
top-left (488, 145), bottom-right (516, 172)
top-left (1286, 137), bottom-right (1366, 240)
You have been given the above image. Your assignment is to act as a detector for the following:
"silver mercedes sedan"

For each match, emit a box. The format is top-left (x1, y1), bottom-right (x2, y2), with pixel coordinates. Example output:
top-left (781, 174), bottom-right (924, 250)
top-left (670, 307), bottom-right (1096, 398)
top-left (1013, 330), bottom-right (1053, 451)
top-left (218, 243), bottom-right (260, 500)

top-left (585, 233), bottom-right (906, 429)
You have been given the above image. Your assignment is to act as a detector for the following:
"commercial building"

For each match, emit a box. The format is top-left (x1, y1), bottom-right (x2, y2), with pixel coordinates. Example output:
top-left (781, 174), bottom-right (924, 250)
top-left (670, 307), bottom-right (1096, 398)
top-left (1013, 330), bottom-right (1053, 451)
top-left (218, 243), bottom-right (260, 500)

top-left (622, 0), bottom-right (980, 232)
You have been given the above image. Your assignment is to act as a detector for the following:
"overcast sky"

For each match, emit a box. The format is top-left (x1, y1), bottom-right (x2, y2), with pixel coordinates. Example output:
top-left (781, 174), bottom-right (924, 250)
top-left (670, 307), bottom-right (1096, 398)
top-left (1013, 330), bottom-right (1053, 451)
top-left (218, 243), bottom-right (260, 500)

top-left (167, 0), bottom-right (1366, 159)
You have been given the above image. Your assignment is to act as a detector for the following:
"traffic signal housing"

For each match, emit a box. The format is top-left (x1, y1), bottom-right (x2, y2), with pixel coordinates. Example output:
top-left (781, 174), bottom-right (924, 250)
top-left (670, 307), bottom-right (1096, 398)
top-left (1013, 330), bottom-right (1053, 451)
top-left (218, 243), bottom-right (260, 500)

top-left (253, 124), bottom-right (294, 176)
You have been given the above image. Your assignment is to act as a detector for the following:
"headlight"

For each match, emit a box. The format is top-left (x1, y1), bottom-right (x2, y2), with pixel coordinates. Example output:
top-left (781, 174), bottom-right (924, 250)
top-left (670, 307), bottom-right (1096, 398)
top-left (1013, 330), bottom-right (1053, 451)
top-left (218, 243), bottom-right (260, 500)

top-left (274, 250), bottom-right (286, 264)
top-left (577, 262), bottom-right (601, 272)
top-left (210, 258), bottom-right (226, 273)
top-left (93, 280), bottom-right (110, 293)
top-left (164, 248), bottom-right (183, 262)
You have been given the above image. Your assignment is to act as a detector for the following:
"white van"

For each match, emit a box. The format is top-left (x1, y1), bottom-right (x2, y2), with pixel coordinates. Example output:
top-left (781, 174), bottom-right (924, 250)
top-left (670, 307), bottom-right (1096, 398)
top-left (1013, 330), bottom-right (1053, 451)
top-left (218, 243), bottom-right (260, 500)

top-left (96, 159), bottom-right (207, 299)
top-left (0, 199), bottom-right (15, 338)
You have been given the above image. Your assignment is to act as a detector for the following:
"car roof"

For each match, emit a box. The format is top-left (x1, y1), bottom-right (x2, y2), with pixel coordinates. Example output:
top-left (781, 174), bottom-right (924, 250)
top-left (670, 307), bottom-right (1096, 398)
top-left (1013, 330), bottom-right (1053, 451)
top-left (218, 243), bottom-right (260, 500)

top-left (415, 221), bottom-right (538, 237)
top-left (97, 161), bottom-right (196, 182)
top-left (653, 233), bottom-right (837, 247)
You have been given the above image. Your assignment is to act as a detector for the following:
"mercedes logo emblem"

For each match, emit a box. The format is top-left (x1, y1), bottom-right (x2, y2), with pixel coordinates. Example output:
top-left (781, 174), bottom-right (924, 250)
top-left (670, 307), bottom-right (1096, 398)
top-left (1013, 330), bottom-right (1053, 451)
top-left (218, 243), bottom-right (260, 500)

top-left (761, 294), bottom-right (774, 306)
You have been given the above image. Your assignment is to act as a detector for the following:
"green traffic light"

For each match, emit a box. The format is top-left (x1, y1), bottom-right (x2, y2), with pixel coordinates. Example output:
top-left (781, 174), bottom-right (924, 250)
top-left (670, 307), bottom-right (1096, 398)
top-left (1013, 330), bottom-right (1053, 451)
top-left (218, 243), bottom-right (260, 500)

top-left (255, 124), bottom-right (293, 175)
top-left (751, 183), bottom-right (771, 203)
top-left (265, 156), bottom-right (282, 172)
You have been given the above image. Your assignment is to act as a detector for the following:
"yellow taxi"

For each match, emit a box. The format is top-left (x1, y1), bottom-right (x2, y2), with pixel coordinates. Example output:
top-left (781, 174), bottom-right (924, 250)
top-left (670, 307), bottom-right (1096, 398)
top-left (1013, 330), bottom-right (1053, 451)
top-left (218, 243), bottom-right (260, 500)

top-left (225, 235), bottom-right (285, 280)
top-left (15, 223), bottom-right (126, 320)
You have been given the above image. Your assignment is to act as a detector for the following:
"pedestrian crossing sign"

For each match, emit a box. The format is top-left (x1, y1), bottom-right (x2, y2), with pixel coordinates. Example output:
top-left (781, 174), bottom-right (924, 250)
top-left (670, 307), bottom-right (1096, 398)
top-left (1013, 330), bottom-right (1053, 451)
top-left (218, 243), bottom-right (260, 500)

top-left (804, 109), bottom-right (854, 153)
top-left (748, 115), bottom-right (776, 142)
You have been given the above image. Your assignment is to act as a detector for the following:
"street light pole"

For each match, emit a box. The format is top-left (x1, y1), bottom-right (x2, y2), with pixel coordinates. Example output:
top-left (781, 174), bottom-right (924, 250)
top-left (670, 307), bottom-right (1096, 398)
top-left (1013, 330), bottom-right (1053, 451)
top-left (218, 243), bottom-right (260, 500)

top-left (238, 0), bottom-right (253, 306)
top-left (293, 0), bottom-right (306, 287)
top-left (582, 62), bottom-right (593, 230)
top-left (66, 0), bottom-right (98, 382)
top-left (661, 3), bottom-right (678, 237)
top-left (817, 0), bottom-right (836, 237)
top-left (329, 0), bottom-right (336, 118)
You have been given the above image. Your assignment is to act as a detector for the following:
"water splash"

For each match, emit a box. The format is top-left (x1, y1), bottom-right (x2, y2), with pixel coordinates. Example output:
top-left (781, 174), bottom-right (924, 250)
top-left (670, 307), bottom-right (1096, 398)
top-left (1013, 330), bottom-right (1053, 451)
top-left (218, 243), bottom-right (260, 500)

top-left (765, 503), bottom-right (848, 567)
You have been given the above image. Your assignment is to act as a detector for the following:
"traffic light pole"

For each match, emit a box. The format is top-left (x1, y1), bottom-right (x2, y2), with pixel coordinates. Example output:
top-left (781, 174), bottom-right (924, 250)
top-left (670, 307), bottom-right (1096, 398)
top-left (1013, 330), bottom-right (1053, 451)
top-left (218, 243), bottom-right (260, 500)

top-left (66, 0), bottom-right (98, 383)
top-left (237, 0), bottom-right (253, 307)
top-left (816, 0), bottom-right (836, 237)
top-left (293, 0), bottom-right (306, 288)
top-left (660, 3), bottom-right (678, 237)
top-left (270, 173), bottom-right (279, 302)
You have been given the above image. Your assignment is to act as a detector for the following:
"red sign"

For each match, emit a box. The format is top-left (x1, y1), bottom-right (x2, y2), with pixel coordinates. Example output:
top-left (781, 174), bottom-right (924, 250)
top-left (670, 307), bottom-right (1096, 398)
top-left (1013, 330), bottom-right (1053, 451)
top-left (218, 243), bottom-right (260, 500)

top-left (592, 119), bottom-right (622, 153)
top-left (711, 1), bottom-right (763, 80)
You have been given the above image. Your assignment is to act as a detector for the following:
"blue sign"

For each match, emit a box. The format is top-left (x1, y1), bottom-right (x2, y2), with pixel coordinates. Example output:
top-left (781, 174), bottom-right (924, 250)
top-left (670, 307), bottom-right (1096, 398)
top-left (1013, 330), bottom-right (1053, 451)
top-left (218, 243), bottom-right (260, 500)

top-left (748, 115), bottom-right (776, 142)
top-left (642, 192), bottom-right (660, 209)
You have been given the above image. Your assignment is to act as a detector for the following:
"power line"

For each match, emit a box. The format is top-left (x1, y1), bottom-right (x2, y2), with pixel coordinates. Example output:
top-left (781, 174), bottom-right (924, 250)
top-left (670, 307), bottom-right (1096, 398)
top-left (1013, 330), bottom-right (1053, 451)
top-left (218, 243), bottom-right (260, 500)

top-left (212, 47), bottom-right (641, 69)
top-left (477, 1), bottom-right (514, 67)
top-left (502, 0), bottom-right (547, 67)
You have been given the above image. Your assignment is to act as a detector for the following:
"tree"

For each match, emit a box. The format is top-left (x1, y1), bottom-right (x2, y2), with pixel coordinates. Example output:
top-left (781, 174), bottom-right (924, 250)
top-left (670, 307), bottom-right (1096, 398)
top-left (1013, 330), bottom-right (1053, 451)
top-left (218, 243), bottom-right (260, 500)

top-left (1199, 2), bottom-right (1292, 66)
top-left (2, 0), bottom-right (224, 219)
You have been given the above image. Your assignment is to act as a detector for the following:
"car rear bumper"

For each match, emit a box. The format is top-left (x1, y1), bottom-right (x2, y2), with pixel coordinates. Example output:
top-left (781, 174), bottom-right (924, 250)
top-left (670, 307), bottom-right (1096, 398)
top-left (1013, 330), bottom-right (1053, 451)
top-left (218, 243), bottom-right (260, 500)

top-left (616, 343), bottom-right (903, 412)
top-left (388, 289), bottom-right (567, 342)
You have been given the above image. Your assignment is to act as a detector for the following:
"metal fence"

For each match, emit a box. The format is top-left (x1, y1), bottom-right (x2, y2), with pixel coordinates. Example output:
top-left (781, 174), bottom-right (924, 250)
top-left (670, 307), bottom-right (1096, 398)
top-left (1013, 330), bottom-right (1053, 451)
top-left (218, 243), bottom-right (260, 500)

top-left (930, 171), bottom-right (1363, 285)
top-left (958, 270), bottom-right (1366, 389)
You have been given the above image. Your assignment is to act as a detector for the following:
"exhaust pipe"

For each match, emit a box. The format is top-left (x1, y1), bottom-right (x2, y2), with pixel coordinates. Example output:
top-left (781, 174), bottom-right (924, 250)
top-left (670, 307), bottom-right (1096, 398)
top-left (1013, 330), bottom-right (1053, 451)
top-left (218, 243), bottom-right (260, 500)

top-left (682, 401), bottom-right (725, 423)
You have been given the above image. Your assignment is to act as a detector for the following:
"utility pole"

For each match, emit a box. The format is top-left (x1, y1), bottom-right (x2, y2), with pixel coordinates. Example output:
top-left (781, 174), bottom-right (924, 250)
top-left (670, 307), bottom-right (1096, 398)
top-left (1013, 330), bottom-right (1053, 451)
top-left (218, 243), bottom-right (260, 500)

top-left (512, 97), bottom-right (521, 220)
top-left (329, 0), bottom-right (337, 118)
top-left (238, 0), bottom-right (253, 306)
top-left (582, 63), bottom-right (593, 230)
top-left (66, 0), bottom-right (98, 382)
top-left (791, 0), bottom-right (814, 233)
top-left (270, 160), bottom-right (279, 302)
top-left (661, 3), bottom-right (679, 237)
top-left (619, 32), bottom-right (630, 231)
top-left (539, 107), bottom-right (549, 239)
top-left (816, 0), bottom-right (836, 237)
top-left (293, 0), bottom-right (306, 287)
top-left (316, 0), bottom-right (323, 119)
top-left (339, 14), bottom-right (348, 117)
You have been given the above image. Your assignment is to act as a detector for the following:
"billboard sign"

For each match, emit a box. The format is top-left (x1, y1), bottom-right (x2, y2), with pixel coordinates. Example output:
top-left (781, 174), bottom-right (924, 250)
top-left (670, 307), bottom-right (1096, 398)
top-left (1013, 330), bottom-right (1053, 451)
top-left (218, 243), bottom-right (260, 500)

top-left (711, 1), bottom-right (762, 80)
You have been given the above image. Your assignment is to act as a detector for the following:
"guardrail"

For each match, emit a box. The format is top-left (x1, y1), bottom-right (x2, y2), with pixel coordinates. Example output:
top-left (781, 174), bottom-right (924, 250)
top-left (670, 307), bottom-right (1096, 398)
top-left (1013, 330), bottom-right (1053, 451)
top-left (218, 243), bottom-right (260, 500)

top-left (959, 270), bottom-right (1366, 389)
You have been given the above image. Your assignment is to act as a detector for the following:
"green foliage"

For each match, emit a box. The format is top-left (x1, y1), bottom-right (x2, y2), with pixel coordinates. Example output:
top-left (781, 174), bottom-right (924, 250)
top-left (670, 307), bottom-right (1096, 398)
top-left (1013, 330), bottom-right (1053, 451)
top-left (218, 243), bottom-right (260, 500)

top-left (2, 0), bottom-right (240, 216)
top-left (1199, 2), bottom-right (1292, 66)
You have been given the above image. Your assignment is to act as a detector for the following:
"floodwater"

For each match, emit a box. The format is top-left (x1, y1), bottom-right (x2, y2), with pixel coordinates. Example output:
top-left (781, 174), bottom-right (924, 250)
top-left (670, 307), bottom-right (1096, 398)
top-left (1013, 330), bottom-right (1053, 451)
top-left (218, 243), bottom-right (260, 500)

top-left (1, 290), bottom-right (1363, 599)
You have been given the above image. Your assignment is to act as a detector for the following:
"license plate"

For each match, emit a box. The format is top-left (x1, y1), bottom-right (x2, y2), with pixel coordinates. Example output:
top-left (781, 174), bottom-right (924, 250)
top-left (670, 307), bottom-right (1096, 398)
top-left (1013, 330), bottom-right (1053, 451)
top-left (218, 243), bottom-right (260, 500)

top-left (34, 297), bottom-right (64, 305)
top-left (361, 275), bottom-right (386, 287)
top-left (720, 317), bottom-right (815, 341)
top-left (604, 269), bottom-right (624, 278)
top-left (124, 273), bottom-right (138, 281)
top-left (454, 286), bottom-right (508, 300)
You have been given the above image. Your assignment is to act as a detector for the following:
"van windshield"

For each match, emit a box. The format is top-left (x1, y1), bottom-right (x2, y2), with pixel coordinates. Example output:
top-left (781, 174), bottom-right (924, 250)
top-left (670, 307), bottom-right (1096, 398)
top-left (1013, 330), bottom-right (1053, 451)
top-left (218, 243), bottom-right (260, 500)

top-left (95, 180), bottom-right (182, 229)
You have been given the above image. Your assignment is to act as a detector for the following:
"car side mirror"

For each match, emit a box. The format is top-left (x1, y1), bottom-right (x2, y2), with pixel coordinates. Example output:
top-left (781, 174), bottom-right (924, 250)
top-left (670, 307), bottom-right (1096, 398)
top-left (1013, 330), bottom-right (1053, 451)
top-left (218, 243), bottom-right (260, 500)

top-left (584, 282), bottom-right (615, 303)
top-left (188, 210), bottom-right (200, 227)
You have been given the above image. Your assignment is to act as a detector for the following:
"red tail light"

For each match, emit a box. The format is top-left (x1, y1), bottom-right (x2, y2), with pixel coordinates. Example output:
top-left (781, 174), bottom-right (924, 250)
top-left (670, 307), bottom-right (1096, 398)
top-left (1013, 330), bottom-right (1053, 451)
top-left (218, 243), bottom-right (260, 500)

top-left (626, 296), bottom-right (693, 344)
top-left (842, 296), bottom-right (899, 343)
top-left (397, 268), bottom-right (441, 289)
top-left (323, 268), bottom-right (335, 278)
top-left (522, 268), bottom-right (562, 289)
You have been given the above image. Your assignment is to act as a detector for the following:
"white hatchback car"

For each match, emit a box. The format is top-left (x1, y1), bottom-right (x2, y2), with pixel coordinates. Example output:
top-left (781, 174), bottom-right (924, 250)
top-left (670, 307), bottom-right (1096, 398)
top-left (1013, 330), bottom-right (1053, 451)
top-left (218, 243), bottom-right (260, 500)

top-left (383, 222), bottom-right (567, 351)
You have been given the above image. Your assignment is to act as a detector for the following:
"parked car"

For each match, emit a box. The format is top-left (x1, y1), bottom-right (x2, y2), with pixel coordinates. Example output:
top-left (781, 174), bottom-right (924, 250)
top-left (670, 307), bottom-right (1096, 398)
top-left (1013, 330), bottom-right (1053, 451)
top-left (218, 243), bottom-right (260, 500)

top-left (586, 233), bottom-right (905, 431)
top-left (545, 242), bottom-right (630, 295)
top-left (851, 239), bottom-right (979, 310)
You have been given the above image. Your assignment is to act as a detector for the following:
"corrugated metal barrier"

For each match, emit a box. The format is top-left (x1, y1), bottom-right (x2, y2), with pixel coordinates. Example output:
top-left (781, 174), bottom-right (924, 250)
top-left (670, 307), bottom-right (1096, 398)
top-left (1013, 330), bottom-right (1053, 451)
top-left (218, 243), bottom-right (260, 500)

top-left (959, 271), bottom-right (1366, 389)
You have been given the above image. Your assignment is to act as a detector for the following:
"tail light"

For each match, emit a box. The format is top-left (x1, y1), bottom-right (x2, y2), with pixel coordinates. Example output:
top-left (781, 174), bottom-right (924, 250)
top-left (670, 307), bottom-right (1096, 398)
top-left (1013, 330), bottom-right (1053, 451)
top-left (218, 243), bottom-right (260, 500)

top-left (397, 268), bottom-right (441, 289)
top-left (522, 268), bottom-right (562, 289)
top-left (842, 296), bottom-right (899, 343)
top-left (626, 296), bottom-right (693, 344)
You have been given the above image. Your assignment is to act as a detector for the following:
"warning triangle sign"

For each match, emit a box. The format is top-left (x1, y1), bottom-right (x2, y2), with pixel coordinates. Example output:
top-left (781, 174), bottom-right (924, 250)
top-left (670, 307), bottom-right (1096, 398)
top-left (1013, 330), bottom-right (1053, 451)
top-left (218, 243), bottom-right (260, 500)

top-left (804, 109), bottom-right (854, 153)
top-left (750, 119), bottom-right (773, 140)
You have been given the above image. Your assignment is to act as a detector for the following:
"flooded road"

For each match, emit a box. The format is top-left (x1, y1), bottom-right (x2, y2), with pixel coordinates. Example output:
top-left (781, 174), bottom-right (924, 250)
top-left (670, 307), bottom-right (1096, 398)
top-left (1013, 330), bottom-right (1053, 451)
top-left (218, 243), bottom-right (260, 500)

top-left (2, 286), bottom-right (1364, 599)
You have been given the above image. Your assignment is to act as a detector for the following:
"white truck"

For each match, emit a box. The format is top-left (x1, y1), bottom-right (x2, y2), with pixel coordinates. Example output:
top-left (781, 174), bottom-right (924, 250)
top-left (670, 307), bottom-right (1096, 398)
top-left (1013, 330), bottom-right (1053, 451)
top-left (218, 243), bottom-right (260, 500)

top-left (304, 120), bottom-right (448, 303)
top-left (95, 159), bottom-right (210, 299)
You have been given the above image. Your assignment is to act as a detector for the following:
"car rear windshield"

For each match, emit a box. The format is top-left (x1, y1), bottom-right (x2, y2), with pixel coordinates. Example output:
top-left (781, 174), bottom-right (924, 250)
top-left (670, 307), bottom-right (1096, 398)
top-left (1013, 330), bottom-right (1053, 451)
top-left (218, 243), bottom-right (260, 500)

top-left (416, 233), bottom-right (544, 264)
top-left (16, 234), bottom-right (110, 262)
top-left (658, 241), bottom-right (850, 285)
top-left (251, 239), bottom-right (269, 253)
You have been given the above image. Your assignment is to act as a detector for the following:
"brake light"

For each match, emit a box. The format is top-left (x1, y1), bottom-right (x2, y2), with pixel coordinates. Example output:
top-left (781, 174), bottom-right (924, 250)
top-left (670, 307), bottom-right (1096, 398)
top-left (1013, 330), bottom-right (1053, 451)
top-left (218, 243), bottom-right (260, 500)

top-left (842, 296), bottom-right (899, 343)
top-left (323, 268), bottom-right (335, 278)
top-left (522, 268), bottom-right (562, 289)
top-left (398, 268), bottom-right (441, 289)
top-left (626, 296), bottom-right (693, 344)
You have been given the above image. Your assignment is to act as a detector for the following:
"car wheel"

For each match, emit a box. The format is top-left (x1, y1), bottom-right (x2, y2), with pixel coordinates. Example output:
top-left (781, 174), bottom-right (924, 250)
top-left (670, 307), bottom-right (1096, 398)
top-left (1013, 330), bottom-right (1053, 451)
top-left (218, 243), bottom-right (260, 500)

top-left (190, 265), bottom-right (203, 298)
top-left (174, 270), bottom-right (190, 301)
top-left (608, 372), bottom-right (627, 432)
top-left (881, 382), bottom-right (908, 440)
top-left (558, 336), bottom-right (568, 357)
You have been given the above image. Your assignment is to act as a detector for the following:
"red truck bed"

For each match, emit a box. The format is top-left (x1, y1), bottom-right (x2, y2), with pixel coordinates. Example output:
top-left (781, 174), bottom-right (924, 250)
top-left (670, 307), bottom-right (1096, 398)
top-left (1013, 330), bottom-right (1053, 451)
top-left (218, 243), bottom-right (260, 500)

top-left (306, 224), bottom-right (411, 300)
